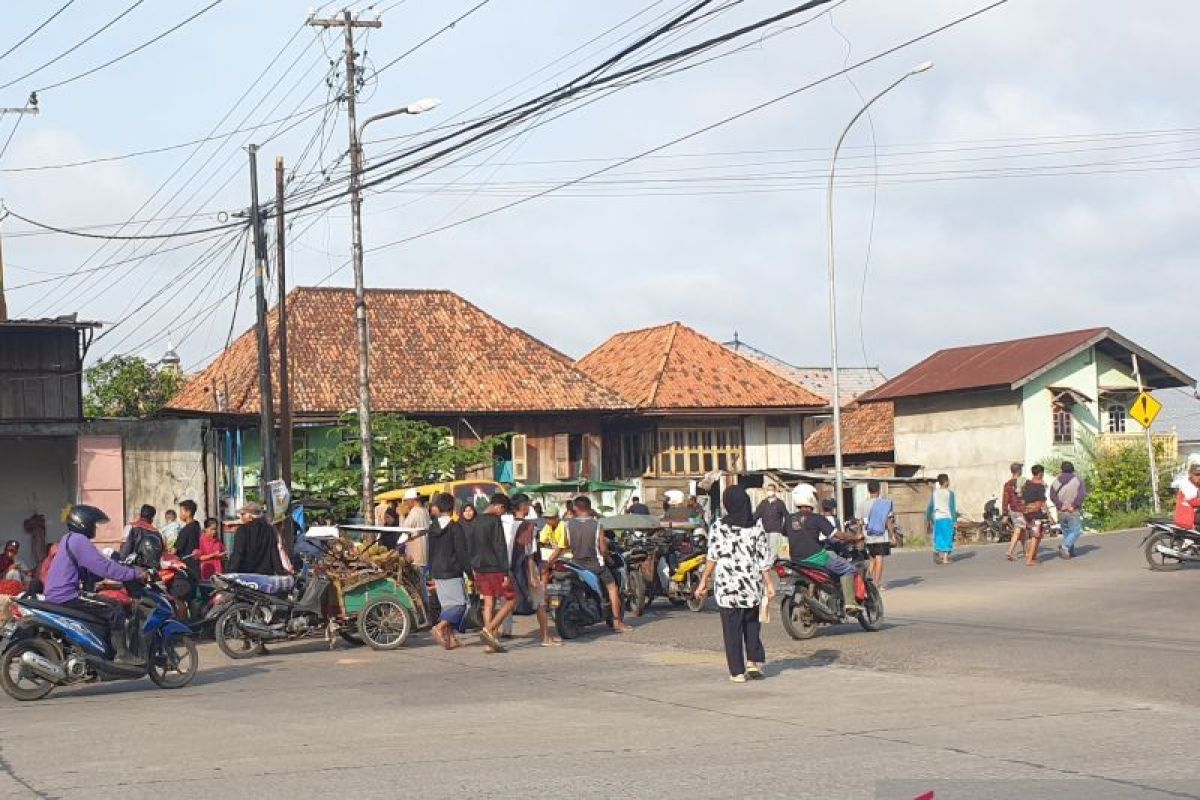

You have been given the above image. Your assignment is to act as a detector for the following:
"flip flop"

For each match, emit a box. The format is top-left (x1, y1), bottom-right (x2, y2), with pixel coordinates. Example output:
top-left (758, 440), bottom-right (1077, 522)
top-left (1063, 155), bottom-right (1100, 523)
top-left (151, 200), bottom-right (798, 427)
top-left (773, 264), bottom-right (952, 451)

top-left (540, 639), bottom-right (563, 647)
top-left (746, 666), bottom-right (765, 680)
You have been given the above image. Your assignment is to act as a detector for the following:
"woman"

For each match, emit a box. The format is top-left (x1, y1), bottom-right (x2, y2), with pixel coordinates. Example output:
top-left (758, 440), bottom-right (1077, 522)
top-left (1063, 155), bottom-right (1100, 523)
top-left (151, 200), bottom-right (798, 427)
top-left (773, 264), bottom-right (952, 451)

top-left (197, 518), bottom-right (226, 580)
top-left (428, 493), bottom-right (469, 649)
top-left (695, 485), bottom-right (775, 683)
top-left (927, 473), bottom-right (957, 565)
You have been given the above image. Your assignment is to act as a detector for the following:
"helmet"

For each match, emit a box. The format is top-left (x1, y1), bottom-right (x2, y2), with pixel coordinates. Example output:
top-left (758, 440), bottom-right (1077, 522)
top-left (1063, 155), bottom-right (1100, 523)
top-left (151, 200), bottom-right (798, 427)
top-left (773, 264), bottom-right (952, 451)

top-left (790, 483), bottom-right (818, 509)
top-left (134, 530), bottom-right (164, 569)
top-left (3, 540), bottom-right (17, 552)
top-left (66, 504), bottom-right (110, 539)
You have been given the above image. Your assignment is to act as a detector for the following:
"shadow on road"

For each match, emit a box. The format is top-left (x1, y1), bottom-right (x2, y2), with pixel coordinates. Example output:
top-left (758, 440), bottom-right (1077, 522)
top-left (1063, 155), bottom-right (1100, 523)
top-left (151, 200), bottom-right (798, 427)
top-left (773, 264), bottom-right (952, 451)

top-left (1072, 543), bottom-right (1099, 558)
top-left (950, 551), bottom-right (976, 563)
top-left (885, 576), bottom-right (924, 590)
top-left (765, 648), bottom-right (840, 676)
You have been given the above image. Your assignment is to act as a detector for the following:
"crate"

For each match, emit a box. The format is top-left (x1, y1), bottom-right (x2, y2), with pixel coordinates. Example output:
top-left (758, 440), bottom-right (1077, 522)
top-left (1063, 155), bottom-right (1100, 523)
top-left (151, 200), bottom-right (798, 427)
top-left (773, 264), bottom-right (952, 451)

top-left (338, 576), bottom-right (413, 616)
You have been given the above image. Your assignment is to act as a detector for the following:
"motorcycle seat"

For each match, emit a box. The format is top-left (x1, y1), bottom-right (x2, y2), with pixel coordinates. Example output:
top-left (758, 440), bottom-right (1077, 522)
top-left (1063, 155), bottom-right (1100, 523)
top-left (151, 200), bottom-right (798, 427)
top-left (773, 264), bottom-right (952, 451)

top-left (784, 560), bottom-right (832, 575)
top-left (19, 598), bottom-right (111, 626)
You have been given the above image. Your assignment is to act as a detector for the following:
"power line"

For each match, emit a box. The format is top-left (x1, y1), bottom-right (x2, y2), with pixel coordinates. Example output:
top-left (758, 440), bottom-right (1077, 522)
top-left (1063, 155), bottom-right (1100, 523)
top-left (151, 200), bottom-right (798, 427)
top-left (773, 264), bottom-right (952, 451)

top-left (0, 0), bottom-right (146, 93)
top-left (0, 1), bottom-right (76, 65)
top-left (2, 207), bottom-right (242, 240)
top-left (372, 0), bottom-right (494, 76)
top-left (35, 0), bottom-right (226, 93)
top-left (0, 114), bottom-right (24, 162)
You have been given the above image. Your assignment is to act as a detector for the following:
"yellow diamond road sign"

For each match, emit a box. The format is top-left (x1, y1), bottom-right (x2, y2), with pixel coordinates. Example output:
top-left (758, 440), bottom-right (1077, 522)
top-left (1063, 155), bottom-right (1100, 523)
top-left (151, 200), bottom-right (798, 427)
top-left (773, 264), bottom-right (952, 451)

top-left (1129, 391), bottom-right (1163, 429)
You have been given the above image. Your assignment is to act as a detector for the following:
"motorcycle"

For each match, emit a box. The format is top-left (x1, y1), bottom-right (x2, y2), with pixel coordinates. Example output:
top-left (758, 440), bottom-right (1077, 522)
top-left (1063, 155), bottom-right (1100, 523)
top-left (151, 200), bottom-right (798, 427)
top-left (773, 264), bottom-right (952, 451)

top-left (775, 556), bottom-right (884, 640)
top-left (666, 527), bottom-right (709, 612)
top-left (981, 497), bottom-right (1014, 543)
top-left (1142, 521), bottom-right (1200, 571)
top-left (546, 550), bottom-right (626, 640)
top-left (0, 575), bottom-right (198, 701)
top-left (621, 530), bottom-right (660, 617)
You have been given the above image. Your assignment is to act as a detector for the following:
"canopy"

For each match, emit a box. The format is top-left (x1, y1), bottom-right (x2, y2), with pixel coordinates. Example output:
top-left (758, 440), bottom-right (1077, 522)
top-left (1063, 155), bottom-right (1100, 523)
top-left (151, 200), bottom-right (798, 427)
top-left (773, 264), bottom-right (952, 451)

top-left (517, 480), bottom-right (634, 494)
top-left (598, 513), bottom-right (665, 531)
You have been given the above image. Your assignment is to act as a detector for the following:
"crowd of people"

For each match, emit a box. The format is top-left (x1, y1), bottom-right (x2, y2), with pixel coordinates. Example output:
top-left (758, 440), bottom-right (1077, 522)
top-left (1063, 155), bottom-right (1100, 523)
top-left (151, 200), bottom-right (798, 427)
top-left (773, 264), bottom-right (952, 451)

top-left (1001, 461), bottom-right (1087, 564)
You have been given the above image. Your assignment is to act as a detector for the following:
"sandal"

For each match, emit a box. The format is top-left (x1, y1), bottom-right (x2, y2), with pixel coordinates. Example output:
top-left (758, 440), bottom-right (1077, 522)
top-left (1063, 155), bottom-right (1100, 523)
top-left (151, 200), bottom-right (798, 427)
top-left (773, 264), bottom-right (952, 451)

top-left (430, 626), bottom-right (448, 649)
top-left (746, 665), bottom-right (764, 680)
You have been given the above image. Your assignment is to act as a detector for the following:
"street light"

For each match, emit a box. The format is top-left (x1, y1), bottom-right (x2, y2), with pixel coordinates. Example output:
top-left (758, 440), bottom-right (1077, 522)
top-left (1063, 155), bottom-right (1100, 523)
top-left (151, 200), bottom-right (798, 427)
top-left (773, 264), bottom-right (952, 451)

top-left (348, 96), bottom-right (441, 520)
top-left (825, 62), bottom-right (932, 516)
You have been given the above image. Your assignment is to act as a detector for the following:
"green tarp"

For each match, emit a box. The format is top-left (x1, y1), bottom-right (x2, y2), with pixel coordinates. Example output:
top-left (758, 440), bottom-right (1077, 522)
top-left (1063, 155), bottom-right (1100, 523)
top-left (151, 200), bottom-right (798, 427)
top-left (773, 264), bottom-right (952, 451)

top-left (517, 480), bottom-right (635, 494)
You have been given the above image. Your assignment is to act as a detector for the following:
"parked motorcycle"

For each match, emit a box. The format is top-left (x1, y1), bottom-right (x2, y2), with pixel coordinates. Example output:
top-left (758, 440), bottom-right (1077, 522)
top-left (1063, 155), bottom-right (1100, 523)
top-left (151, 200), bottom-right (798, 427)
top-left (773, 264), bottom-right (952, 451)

top-left (981, 498), bottom-right (1014, 543)
top-left (0, 576), bottom-right (198, 701)
top-left (1142, 521), bottom-right (1200, 570)
top-left (666, 528), bottom-right (709, 612)
top-left (547, 553), bottom-right (625, 639)
top-left (775, 557), bottom-right (884, 640)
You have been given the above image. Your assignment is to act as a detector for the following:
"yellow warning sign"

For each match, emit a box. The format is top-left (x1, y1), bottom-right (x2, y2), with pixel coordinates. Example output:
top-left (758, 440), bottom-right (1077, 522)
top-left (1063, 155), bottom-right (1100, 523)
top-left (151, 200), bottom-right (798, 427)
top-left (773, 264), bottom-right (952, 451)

top-left (1129, 391), bottom-right (1163, 429)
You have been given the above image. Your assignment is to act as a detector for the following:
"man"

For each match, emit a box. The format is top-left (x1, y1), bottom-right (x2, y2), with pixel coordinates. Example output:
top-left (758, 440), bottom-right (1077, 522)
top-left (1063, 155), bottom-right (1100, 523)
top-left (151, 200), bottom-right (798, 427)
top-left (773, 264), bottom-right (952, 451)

top-left (509, 493), bottom-right (559, 646)
top-left (549, 496), bottom-right (628, 633)
top-left (1021, 465), bottom-right (1050, 566)
top-left (755, 485), bottom-right (789, 559)
top-left (227, 501), bottom-right (290, 577)
top-left (427, 493), bottom-right (469, 650)
top-left (466, 493), bottom-right (518, 653)
top-left (119, 505), bottom-right (164, 570)
top-left (171, 500), bottom-right (202, 606)
top-left (1051, 461), bottom-right (1087, 559)
top-left (0, 540), bottom-right (23, 581)
top-left (785, 484), bottom-right (860, 614)
top-left (538, 505), bottom-right (569, 561)
top-left (160, 509), bottom-right (182, 550)
top-left (627, 496), bottom-right (651, 516)
top-left (860, 480), bottom-right (896, 588)
top-left (686, 496), bottom-right (708, 527)
top-left (402, 490), bottom-right (431, 570)
top-left (1174, 463), bottom-right (1200, 530)
top-left (1002, 462), bottom-right (1028, 561)
top-left (45, 505), bottom-right (145, 664)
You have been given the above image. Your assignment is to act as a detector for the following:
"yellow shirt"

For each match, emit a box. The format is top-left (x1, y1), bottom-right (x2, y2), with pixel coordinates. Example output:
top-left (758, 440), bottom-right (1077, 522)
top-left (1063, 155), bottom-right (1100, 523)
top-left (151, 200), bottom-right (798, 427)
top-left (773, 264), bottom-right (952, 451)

top-left (539, 521), bottom-right (571, 556)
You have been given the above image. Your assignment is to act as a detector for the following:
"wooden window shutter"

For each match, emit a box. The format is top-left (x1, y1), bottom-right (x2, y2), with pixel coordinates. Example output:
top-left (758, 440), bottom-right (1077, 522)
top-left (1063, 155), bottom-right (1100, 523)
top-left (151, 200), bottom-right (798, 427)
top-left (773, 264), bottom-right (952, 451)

top-left (553, 433), bottom-right (571, 479)
top-left (512, 434), bottom-right (528, 481)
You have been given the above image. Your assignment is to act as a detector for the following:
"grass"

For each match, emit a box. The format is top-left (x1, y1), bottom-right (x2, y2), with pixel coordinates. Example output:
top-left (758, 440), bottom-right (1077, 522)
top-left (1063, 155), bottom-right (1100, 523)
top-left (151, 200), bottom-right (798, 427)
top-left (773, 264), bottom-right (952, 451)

top-left (1093, 507), bottom-right (1155, 533)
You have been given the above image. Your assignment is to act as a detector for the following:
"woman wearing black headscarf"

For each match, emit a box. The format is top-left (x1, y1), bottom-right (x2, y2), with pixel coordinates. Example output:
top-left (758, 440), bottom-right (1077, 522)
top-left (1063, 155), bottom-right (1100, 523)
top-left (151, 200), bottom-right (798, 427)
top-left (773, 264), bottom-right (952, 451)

top-left (695, 484), bottom-right (775, 682)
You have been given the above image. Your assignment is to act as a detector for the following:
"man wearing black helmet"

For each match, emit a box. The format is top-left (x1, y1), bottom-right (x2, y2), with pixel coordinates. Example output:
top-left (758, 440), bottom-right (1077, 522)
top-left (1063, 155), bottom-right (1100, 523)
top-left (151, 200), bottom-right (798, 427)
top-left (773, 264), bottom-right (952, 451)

top-left (45, 505), bottom-right (146, 664)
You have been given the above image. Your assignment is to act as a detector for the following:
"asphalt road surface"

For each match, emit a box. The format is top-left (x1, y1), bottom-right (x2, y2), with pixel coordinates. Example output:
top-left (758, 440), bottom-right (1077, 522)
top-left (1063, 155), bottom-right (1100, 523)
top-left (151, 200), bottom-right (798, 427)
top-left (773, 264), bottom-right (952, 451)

top-left (2, 529), bottom-right (1199, 800)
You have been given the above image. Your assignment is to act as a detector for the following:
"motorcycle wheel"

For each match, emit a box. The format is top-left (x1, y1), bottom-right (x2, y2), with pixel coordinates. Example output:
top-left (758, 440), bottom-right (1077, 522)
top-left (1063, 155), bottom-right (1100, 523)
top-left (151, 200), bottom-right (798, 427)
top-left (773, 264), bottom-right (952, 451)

top-left (857, 582), bottom-right (885, 632)
top-left (779, 596), bottom-right (818, 640)
top-left (0, 639), bottom-right (58, 701)
top-left (147, 634), bottom-right (199, 689)
top-left (1145, 530), bottom-right (1185, 572)
top-left (684, 574), bottom-right (705, 612)
top-left (357, 598), bottom-right (414, 650)
top-left (215, 603), bottom-right (267, 660)
top-left (625, 571), bottom-right (648, 617)
top-left (554, 598), bottom-right (584, 640)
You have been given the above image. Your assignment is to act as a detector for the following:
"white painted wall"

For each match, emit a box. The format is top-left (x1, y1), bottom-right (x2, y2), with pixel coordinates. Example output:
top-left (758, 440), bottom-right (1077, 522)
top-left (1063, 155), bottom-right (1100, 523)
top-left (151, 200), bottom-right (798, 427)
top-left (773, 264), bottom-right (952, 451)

top-left (0, 437), bottom-right (74, 558)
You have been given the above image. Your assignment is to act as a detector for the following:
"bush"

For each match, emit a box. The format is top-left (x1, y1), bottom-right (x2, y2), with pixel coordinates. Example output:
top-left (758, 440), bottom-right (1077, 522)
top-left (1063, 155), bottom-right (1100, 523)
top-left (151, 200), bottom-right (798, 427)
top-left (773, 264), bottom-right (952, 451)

top-left (1097, 507), bottom-right (1153, 533)
top-left (1077, 437), bottom-right (1174, 531)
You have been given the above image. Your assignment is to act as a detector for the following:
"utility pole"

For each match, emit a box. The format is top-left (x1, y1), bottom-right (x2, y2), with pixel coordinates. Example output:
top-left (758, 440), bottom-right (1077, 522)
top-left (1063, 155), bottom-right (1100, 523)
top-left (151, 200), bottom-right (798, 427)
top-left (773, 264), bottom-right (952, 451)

top-left (246, 144), bottom-right (277, 486)
top-left (1131, 354), bottom-right (1163, 514)
top-left (0, 92), bottom-right (39, 118)
top-left (0, 217), bottom-right (9, 321)
top-left (275, 156), bottom-right (293, 488)
top-left (0, 95), bottom-right (38, 322)
top-left (308, 9), bottom-right (381, 520)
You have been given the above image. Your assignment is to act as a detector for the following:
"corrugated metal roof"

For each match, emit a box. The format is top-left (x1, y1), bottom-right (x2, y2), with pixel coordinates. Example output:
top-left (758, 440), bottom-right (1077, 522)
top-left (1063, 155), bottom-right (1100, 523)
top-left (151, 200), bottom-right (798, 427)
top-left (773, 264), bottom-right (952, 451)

top-left (861, 328), bottom-right (1137, 402)
top-left (1152, 388), bottom-right (1200, 443)
top-left (722, 340), bottom-right (885, 403)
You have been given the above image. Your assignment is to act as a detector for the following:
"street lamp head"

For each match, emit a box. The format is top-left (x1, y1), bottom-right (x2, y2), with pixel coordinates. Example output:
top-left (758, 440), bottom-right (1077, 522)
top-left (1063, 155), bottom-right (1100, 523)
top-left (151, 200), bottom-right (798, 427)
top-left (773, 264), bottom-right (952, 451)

top-left (404, 97), bottom-right (442, 115)
top-left (910, 60), bottom-right (934, 75)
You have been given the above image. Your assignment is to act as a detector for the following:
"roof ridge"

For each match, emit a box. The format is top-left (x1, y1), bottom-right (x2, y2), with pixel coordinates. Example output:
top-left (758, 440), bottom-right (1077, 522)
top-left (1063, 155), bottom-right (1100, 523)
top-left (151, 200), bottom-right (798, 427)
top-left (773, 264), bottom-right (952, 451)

top-left (646, 322), bottom-right (680, 408)
top-left (925, 326), bottom-right (1109, 358)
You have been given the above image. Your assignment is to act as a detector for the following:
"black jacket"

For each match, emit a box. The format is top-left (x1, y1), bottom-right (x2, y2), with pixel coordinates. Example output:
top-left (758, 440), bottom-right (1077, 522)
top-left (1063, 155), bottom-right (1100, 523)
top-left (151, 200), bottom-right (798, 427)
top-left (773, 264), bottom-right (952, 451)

top-left (173, 521), bottom-right (202, 577)
top-left (755, 497), bottom-right (789, 533)
top-left (427, 518), bottom-right (469, 579)
top-left (464, 514), bottom-right (509, 574)
top-left (227, 517), bottom-right (288, 575)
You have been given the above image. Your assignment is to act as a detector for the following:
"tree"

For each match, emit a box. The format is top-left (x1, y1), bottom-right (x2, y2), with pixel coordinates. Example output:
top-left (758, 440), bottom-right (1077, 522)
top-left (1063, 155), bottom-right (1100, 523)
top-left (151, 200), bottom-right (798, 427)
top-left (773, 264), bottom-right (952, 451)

top-left (300, 413), bottom-right (506, 520)
top-left (83, 356), bottom-right (183, 418)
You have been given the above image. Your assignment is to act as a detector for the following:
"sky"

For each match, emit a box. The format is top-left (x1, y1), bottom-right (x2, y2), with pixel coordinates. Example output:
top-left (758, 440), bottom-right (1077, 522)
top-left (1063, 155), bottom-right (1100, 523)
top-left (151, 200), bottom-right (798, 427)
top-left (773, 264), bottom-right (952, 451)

top-left (1, 0), bottom-right (1198, 383)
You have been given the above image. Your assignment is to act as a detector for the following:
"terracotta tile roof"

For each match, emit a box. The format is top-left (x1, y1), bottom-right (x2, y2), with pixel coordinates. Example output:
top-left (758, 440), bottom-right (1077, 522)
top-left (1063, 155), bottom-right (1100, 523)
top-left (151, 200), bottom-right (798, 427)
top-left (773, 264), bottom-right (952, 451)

top-left (803, 401), bottom-right (894, 457)
top-left (166, 288), bottom-right (629, 417)
top-left (860, 328), bottom-right (1111, 402)
top-left (576, 322), bottom-right (826, 411)
top-left (722, 340), bottom-right (885, 403)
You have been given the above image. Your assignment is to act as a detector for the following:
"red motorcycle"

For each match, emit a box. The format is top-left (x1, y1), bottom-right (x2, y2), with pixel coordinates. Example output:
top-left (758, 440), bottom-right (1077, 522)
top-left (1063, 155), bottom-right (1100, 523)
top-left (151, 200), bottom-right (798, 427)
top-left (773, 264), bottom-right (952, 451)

top-left (97, 553), bottom-right (192, 620)
top-left (774, 556), bottom-right (884, 640)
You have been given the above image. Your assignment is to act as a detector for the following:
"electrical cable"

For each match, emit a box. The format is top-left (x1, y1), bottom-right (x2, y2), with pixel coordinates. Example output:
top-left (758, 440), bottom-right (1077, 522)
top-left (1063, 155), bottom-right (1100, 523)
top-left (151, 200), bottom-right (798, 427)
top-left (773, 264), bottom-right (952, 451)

top-left (372, 0), bottom-right (494, 76)
top-left (0, 114), bottom-right (24, 162)
top-left (35, 0), bottom-right (225, 93)
top-left (0, 1), bottom-right (76, 65)
top-left (0, 1), bottom-right (147, 93)
top-left (2, 207), bottom-right (241, 240)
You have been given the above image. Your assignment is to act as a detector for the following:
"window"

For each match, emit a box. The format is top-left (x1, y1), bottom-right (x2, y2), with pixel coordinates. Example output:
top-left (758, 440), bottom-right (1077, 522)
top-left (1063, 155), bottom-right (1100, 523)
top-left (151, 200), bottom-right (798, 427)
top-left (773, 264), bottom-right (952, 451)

top-left (1106, 404), bottom-right (1127, 434)
top-left (1053, 404), bottom-right (1074, 444)
top-left (655, 426), bottom-right (743, 476)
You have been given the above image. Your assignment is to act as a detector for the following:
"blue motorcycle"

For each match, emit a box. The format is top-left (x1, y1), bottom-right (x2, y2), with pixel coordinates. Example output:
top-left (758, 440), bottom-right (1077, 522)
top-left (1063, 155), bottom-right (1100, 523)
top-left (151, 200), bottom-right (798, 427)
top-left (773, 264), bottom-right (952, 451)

top-left (0, 579), bottom-right (199, 701)
top-left (546, 547), bottom-right (626, 640)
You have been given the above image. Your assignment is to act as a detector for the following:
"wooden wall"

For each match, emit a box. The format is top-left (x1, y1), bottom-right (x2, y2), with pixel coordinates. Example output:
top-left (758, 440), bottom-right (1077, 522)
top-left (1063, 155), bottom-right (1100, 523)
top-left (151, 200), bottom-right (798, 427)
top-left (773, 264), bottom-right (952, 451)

top-left (0, 328), bottom-right (82, 421)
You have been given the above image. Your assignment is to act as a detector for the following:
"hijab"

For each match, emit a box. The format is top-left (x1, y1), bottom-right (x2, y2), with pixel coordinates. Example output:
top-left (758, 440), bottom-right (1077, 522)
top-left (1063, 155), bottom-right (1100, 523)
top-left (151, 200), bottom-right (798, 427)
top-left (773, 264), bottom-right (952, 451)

top-left (721, 485), bottom-right (754, 528)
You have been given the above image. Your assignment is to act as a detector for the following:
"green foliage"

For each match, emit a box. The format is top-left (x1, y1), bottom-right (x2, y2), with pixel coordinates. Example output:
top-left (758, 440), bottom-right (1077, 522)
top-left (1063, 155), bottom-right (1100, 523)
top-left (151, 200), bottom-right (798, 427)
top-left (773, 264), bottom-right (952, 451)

top-left (298, 413), bottom-right (506, 520)
top-left (83, 356), bottom-right (183, 418)
top-left (1075, 435), bottom-right (1174, 528)
top-left (1097, 507), bottom-right (1155, 533)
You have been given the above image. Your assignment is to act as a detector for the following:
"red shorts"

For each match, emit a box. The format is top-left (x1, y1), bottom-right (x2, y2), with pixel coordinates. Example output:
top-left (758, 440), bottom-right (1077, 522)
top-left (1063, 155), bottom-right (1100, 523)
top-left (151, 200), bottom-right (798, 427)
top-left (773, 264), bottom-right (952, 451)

top-left (474, 571), bottom-right (516, 600)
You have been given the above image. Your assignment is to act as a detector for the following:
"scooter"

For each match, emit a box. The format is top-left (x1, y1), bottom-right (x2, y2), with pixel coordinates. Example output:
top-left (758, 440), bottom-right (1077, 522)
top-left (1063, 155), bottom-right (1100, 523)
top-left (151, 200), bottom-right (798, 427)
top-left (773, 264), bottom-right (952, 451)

top-left (1143, 520), bottom-right (1200, 571)
top-left (666, 528), bottom-right (709, 612)
top-left (546, 552), bottom-right (625, 640)
top-left (775, 556), bottom-right (884, 640)
top-left (0, 576), bottom-right (198, 701)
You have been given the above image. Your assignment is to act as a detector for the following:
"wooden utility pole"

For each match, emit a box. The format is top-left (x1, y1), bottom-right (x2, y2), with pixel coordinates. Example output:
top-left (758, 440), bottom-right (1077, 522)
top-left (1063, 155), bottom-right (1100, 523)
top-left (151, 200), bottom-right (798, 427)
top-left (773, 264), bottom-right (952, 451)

top-left (246, 144), bottom-right (277, 484)
top-left (0, 218), bottom-right (8, 322)
top-left (275, 156), bottom-right (293, 487)
top-left (307, 10), bottom-right (381, 520)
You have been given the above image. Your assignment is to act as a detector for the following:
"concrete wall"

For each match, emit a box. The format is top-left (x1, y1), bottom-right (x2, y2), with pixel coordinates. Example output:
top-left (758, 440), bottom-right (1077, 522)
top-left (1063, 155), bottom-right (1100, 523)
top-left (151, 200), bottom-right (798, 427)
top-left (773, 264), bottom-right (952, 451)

top-left (893, 389), bottom-right (1024, 520)
top-left (1020, 348), bottom-right (1100, 466)
top-left (121, 419), bottom-right (209, 522)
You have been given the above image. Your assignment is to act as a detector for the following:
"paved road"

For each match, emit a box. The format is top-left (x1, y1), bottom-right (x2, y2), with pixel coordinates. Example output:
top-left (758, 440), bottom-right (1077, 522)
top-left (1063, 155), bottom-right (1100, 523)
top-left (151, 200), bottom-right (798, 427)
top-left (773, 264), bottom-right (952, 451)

top-left (2, 529), bottom-right (1199, 800)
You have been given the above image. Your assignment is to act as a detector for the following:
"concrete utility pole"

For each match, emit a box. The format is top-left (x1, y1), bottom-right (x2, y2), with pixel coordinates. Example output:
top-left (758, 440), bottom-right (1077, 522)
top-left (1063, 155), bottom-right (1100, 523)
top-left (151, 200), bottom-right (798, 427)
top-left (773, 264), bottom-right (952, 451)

top-left (0, 94), bottom-right (39, 320)
top-left (308, 9), bottom-right (382, 520)
top-left (1131, 354), bottom-right (1163, 514)
top-left (246, 144), bottom-right (277, 486)
top-left (275, 156), bottom-right (293, 487)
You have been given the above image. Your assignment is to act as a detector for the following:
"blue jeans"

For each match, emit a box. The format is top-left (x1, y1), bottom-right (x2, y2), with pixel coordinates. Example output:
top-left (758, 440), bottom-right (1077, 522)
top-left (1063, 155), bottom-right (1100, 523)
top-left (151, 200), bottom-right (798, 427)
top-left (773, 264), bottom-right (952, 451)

top-left (1060, 513), bottom-right (1083, 553)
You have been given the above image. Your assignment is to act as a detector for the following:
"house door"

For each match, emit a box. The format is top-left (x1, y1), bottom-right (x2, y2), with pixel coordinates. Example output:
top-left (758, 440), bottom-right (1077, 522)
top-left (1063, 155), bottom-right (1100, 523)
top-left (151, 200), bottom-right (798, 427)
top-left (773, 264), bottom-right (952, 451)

top-left (77, 435), bottom-right (124, 546)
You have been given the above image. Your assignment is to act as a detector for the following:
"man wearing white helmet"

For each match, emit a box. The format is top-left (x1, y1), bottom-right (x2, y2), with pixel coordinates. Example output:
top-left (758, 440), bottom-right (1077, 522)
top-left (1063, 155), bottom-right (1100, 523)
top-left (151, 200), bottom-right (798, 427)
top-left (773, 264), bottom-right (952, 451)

top-left (785, 484), bottom-right (860, 614)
